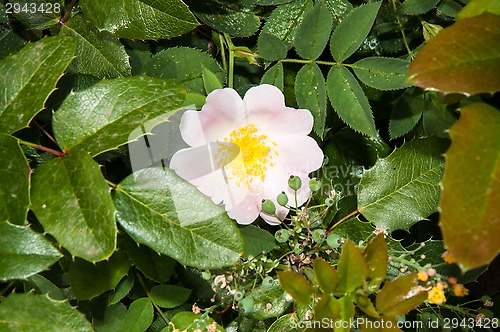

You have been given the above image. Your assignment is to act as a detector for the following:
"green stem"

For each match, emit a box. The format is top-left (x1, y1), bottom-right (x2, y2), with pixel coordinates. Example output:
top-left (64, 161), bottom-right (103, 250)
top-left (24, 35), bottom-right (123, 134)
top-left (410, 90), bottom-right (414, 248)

top-left (223, 34), bottom-right (235, 88)
top-left (60, 0), bottom-right (77, 24)
top-left (279, 59), bottom-right (339, 66)
top-left (135, 271), bottom-right (169, 325)
top-left (219, 34), bottom-right (227, 73)
top-left (390, 0), bottom-right (413, 58)
top-left (327, 208), bottom-right (360, 232)
top-left (18, 139), bottom-right (65, 157)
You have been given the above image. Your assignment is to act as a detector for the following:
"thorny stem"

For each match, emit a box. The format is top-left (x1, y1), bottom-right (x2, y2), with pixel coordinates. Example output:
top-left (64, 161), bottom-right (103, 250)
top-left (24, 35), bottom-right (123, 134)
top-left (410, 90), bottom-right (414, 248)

top-left (18, 139), bottom-right (65, 157)
top-left (135, 271), bottom-right (170, 325)
top-left (326, 208), bottom-right (360, 232)
top-left (390, 0), bottom-right (413, 58)
top-left (60, 0), bottom-right (77, 24)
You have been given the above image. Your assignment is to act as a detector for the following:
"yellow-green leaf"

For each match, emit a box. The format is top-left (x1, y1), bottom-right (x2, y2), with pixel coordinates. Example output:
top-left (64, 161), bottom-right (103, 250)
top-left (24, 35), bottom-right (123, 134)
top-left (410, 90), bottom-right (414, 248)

top-left (313, 257), bottom-right (339, 294)
top-left (337, 240), bottom-right (369, 293)
top-left (363, 234), bottom-right (388, 290)
top-left (457, 0), bottom-right (500, 20)
top-left (277, 270), bottom-right (315, 305)
top-left (376, 273), bottom-right (427, 317)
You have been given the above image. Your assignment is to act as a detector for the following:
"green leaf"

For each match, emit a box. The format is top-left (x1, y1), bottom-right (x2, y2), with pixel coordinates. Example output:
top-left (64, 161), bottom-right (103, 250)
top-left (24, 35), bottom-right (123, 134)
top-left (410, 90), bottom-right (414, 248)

top-left (277, 271), bottom-right (315, 305)
top-left (0, 135), bottom-right (29, 225)
top-left (294, 2), bottom-right (333, 60)
top-left (52, 75), bottom-right (185, 156)
top-left (326, 65), bottom-right (377, 137)
top-left (440, 103), bottom-right (500, 270)
top-left (0, 35), bottom-right (75, 134)
top-left (247, 280), bottom-right (291, 320)
top-left (330, 2), bottom-right (381, 62)
top-left (257, 32), bottom-right (288, 61)
top-left (336, 296), bottom-right (355, 332)
top-left (399, 0), bottom-right (440, 15)
top-left (358, 138), bottom-right (447, 232)
top-left (28, 274), bottom-right (65, 300)
top-left (261, 62), bottom-right (284, 91)
top-left (150, 285), bottom-right (191, 309)
top-left (337, 240), bottom-right (369, 293)
top-left (353, 57), bottom-right (411, 91)
top-left (122, 299), bottom-right (153, 332)
top-left (8, 0), bottom-right (61, 30)
top-left (0, 29), bottom-right (29, 61)
top-left (262, 0), bottom-right (313, 47)
top-left (315, 296), bottom-right (341, 321)
top-left (61, 14), bottom-right (131, 79)
top-left (0, 293), bottom-right (93, 331)
top-left (313, 258), bottom-right (339, 294)
top-left (295, 63), bottom-right (327, 138)
top-left (457, 0), bottom-right (500, 19)
top-left (325, 0), bottom-right (353, 25)
top-left (240, 225), bottom-right (276, 258)
top-left (356, 295), bottom-right (379, 318)
top-left (376, 273), bottom-right (427, 317)
top-left (0, 222), bottom-right (61, 281)
top-left (69, 250), bottom-right (130, 300)
top-left (31, 150), bottom-right (117, 262)
top-left (202, 66), bottom-right (223, 95)
top-left (363, 234), bottom-right (388, 290)
top-left (93, 303), bottom-right (127, 332)
top-left (79, 0), bottom-right (199, 40)
top-left (389, 89), bottom-right (424, 139)
top-left (267, 313), bottom-right (304, 332)
top-left (144, 47), bottom-right (224, 94)
top-left (114, 168), bottom-right (244, 269)
top-left (422, 94), bottom-right (456, 138)
top-left (108, 273), bottom-right (134, 305)
top-left (409, 13), bottom-right (500, 95)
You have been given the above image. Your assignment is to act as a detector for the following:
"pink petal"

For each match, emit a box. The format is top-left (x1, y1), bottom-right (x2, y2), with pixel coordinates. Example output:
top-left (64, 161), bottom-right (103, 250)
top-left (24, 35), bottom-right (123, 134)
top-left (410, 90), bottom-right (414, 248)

top-left (227, 193), bottom-right (262, 225)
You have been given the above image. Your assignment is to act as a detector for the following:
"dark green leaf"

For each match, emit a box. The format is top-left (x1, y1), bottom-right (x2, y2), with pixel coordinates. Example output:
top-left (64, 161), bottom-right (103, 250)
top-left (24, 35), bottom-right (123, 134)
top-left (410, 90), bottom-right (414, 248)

top-left (93, 303), bottom-right (127, 332)
top-left (277, 271), bottom-right (315, 305)
top-left (330, 2), bottom-right (381, 62)
top-left (202, 66), bottom-right (223, 95)
top-left (376, 273), bottom-right (427, 317)
top-left (150, 285), bottom-right (191, 309)
top-left (440, 103), bottom-right (500, 270)
top-left (31, 150), bottom-right (117, 262)
top-left (0, 134), bottom-right (29, 225)
top-left (363, 234), bottom-right (388, 290)
top-left (0, 293), bottom-right (93, 331)
top-left (326, 65), bottom-right (377, 137)
top-left (248, 280), bottom-right (291, 320)
top-left (294, 2), bottom-right (333, 60)
top-left (295, 63), bottom-right (327, 137)
top-left (325, 0), bottom-right (353, 25)
top-left (358, 138), bottom-right (447, 232)
top-left (261, 62), bottom-right (284, 91)
top-left (389, 89), bottom-right (424, 139)
top-left (0, 35), bottom-right (75, 134)
top-left (61, 14), bottom-right (131, 79)
top-left (337, 240), bottom-right (369, 293)
top-left (240, 225), bottom-right (276, 258)
top-left (53, 75), bottom-right (185, 156)
top-left (108, 273), bottom-right (134, 305)
top-left (80, 0), bottom-right (199, 40)
top-left (399, 0), bottom-right (440, 15)
top-left (114, 168), bottom-right (244, 269)
top-left (28, 274), bottom-right (65, 300)
top-left (0, 222), bottom-right (61, 281)
top-left (122, 298), bottom-right (154, 332)
top-left (422, 94), bottom-right (456, 138)
top-left (8, 0), bottom-right (61, 30)
top-left (258, 32), bottom-right (288, 61)
top-left (0, 29), bottom-right (29, 61)
top-left (353, 57), bottom-right (411, 91)
top-left (313, 258), bottom-right (339, 294)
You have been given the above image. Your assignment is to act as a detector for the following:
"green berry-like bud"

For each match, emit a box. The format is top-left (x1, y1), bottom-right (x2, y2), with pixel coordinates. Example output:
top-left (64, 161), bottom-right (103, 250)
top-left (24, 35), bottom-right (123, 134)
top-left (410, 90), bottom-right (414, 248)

top-left (234, 291), bottom-right (244, 301)
top-left (293, 243), bottom-right (304, 254)
top-left (201, 271), bottom-right (211, 280)
top-left (277, 191), bottom-right (288, 206)
top-left (326, 234), bottom-right (342, 248)
top-left (275, 229), bottom-right (290, 243)
top-left (325, 197), bottom-right (335, 207)
top-left (262, 276), bottom-right (274, 288)
top-left (309, 178), bottom-right (322, 192)
top-left (261, 199), bottom-right (276, 214)
top-left (239, 297), bottom-right (254, 314)
top-left (288, 175), bottom-right (302, 191)
top-left (322, 155), bottom-right (329, 166)
top-left (311, 229), bottom-right (326, 243)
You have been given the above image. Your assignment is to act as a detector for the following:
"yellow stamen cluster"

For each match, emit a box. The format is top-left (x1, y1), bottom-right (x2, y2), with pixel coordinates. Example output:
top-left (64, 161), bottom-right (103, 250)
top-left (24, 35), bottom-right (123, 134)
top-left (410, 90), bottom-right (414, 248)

top-left (427, 286), bottom-right (447, 305)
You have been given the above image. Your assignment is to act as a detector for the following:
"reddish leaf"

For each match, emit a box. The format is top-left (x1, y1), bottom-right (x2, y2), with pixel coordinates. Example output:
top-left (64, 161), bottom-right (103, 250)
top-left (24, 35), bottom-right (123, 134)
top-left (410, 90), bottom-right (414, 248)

top-left (314, 296), bottom-right (341, 321)
top-left (363, 234), bottom-right (388, 291)
top-left (376, 273), bottom-right (427, 317)
top-left (409, 13), bottom-right (500, 95)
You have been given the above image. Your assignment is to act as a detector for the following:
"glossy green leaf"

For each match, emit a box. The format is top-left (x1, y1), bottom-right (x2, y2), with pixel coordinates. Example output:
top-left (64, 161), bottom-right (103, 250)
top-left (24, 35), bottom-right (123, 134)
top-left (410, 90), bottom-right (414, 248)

top-left (315, 296), bottom-right (341, 321)
top-left (248, 280), bottom-right (291, 320)
top-left (325, 0), bottom-right (353, 25)
top-left (122, 298), bottom-right (154, 332)
top-left (409, 13), bottom-right (500, 95)
top-left (61, 14), bottom-right (131, 79)
top-left (114, 168), bottom-right (244, 269)
top-left (240, 225), bottom-right (276, 258)
top-left (326, 65), bottom-right (377, 137)
top-left (294, 2), bottom-right (333, 60)
top-left (150, 285), bottom-right (191, 309)
top-left (53, 75), bottom-right (185, 156)
top-left (261, 62), bottom-right (284, 91)
top-left (144, 47), bottom-right (224, 94)
top-left (0, 29), bottom-right (29, 61)
top-left (358, 138), bottom-right (447, 232)
top-left (202, 66), bottom-right (223, 95)
top-left (376, 273), bottom-right (427, 317)
top-left (337, 240), bottom-right (369, 293)
top-left (8, 0), bottom-right (61, 30)
top-left (69, 250), bottom-right (130, 300)
top-left (258, 32), bottom-right (288, 61)
top-left (0, 135), bottom-right (29, 225)
top-left (262, 0), bottom-right (313, 46)
top-left (109, 273), bottom-right (134, 305)
top-left (353, 57), bottom-right (411, 91)
top-left (0, 35), bottom-right (75, 134)
top-left (399, 0), bottom-right (440, 15)
top-left (31, 150), bottom-right (117, 262)
top-left (267, 313), bottom-right (304, 332)
top-left (389, 89), bottom-right (425, 139)
top-left (28, 274), bottom-right (65, 300)
top-left (295, 63), bottom-right (327, 137)
top-left (363, 234), bottom-right (388, 290)
top-left (0, 293), bottom-right (93, 331)
top-left (313, 258), bottom-right (339, 294)
top-left (277, 270), bottom-right (315, 305)
top-left (330, 2), bottom-right (381, 62)
top-left (79, 0), bottom-right (199, 40)
top-left (0, 222), bottom-right (61, 281)
top-left (457, 0), bottom-right (500, 19)
top-left (440, 103), bottom-right (500, 270)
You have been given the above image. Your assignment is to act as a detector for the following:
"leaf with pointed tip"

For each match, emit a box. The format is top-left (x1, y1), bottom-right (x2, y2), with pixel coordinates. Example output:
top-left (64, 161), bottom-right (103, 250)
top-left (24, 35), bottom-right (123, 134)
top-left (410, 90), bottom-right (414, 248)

top-left (61, 14), bottom-right (131, 79)
top-left (0, 135), bottom-right (29, 225)
top-left (337, 240), bottom-right (369, 293)
top-left (258, 32), bottom-right (288, 61)
top-left (363, 234), bottom-right (388, 290)
top-left (0, 35), bottom-right (75, 134)
top-left (376, 273), bottom-right (427, 317)
top-left (114, 168), bottom-right (244, 269)
top-left (9, 0), bottom-right (61, 30)
top-left (409, 13), bottom-right (500, 95)
top-left (0, 222), bottom-right (61, 281)
top-left (31, 150), bottom-right (117, 262)
top-left (330, 2), bottom-right (381, 62)
top-left (325, 0), bottom-right (353, 25)
top-left (295, 63), bottom-right (327, 138)
top-left (0, 293), bottom-right (93, 331)
top-left (326, 65), bottom-right (377, 137)
top-left (261, 63), bottom-right (284, 91)
top-left (52, 75), bottom-right (185, 156)
top-left (315, 296), bottom-right (341, 321)
top-left (150, 285), bottom-right (191, 308)
top-left (294, 2), bottom-right (333, 60)
top-left (353, 57), bottom-right (411, 91)
top-left (277, 270), bottom-right (315, 305)
top-left (398, 0), bottom-right (440, 15)
top-left (440, 103), bottom-right (500, 271)
top-left (358, 138), bottom-right (447, 232)
top-left (389, 89), bottom-right (424, 139)
top-left (202, 67), bottom-right (223, 95)
top-left (240, 225), bottom-right (276, 258)
top-left (122, 298), bottom-right (154, 332)
top-left (79, 0), bottom-right (199, 40)
top-left (313, 258), bottom-right (339, 294)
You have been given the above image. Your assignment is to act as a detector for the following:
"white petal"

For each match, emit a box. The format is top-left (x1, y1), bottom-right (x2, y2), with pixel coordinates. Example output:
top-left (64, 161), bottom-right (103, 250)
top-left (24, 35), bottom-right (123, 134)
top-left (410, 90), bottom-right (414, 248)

top-left (273, 135), bottom-right (324, 175)
top-left (227, 193), bottom-right (262, 225)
